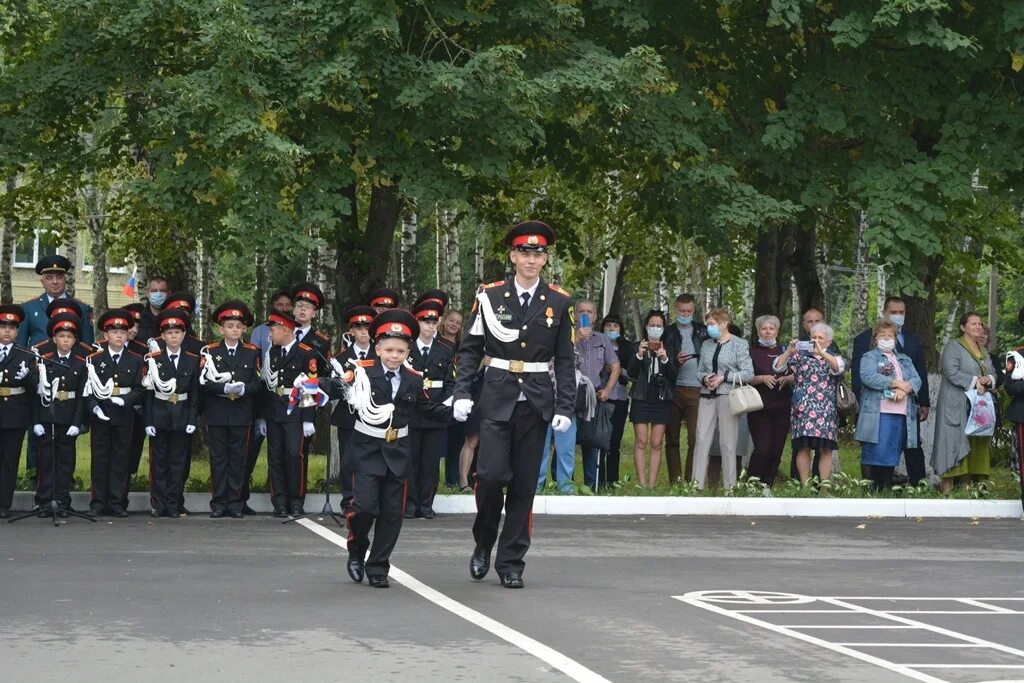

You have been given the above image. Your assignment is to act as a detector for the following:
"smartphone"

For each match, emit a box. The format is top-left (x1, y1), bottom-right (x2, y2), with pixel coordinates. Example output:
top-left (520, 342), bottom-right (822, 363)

top-left (648, 340), bottom-right (662, 352)
top-left (579, 312), bottom-right (591, 328)
top-left (796, 340), bottom-right (813, 352)
top-left (883, 389), bottom-right (896, 399)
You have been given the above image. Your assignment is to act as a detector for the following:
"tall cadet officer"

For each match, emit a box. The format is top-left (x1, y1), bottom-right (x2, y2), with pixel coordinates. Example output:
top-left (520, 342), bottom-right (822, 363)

top-left (0, 305), bottom-right (37, 518)
top-left (332, 305), bottom-right (377, 513)
top-left (405, 299), bottom-right (454, 519)
top-left (200, 301), bottom-right (261, 518)
top-left (323, 308), bottom-right (451, 588)
top-left (32, 312), bottom-right (88, 516)
top-left (453, 221), bottom-right (575, 589)
top-left (257, 308), bottom-right (319, 517)
top-left (143, 310), bottom-right (201, 518)
top-left (85, 309), bottom-right (145, 517)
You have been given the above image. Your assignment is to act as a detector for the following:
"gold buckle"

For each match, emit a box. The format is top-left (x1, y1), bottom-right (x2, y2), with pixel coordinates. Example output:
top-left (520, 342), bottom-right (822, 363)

top-left (57, 391), bottom-right (69, 401)
top-left (169, 393), bottom-right (179, 405)
top-left (227, 394), bottom-right (238, 401)
top-left (0, 387), bottom-right (9, 397)
top-left (508, 359), bottom-right (524, 374)
top-left (385, 427), bottom-right (399, 443)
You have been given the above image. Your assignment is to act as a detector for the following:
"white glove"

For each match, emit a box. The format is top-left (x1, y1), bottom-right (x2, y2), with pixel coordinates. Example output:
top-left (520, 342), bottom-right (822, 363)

top-left (185, 424), bottom-right (196, 435)
top-left (552, 414), bottom-right (572, 433)
top-left (66, 425), bottom-right (80, 437)
top-left (93, 406), bottom-right (110, 421)
top-left (145, 426), bottom-right (157, 437)
top-left (302, 421), bottom-right (315, 437)
top-left (256, 419), bottom-right (267, 437)
top-left (330, 357), bottom-right (346, 377)
top-left (147, 338), bottom-right (161, 353)
top-left (33, 424), bottom-right (45, 437)
top-left (442, 395), bottom-right (454, 406)
top-left (233, 382), bottom-right (246, 396)
top-left (453, 398), bottom-right (474, 423)
top-left (293, 372), bottom-right (309, 389)
top-left (109, 396), bottom-right (125, 406)
top-left (14, 361), bottom-right (29, 380)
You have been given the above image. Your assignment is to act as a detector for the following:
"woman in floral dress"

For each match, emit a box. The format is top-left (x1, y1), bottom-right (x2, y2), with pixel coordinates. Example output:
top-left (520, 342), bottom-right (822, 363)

top-left (773, 323), bottom-right (845, 483)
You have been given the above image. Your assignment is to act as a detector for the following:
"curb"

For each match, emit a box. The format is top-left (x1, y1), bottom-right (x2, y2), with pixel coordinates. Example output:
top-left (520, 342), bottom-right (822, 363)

top-left (10, 492), bottom-right (1023, 519)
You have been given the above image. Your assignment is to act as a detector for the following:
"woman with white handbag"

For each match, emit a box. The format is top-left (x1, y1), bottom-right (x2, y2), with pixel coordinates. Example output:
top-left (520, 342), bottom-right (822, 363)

top-left (691, 309), bottom-right (754, 490)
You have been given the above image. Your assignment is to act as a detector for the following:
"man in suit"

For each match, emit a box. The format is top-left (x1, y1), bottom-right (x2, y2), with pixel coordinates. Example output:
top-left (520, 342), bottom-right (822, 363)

top-left (143, 309), bottom-right (201, 518)
top-left (0, 305), bottom-right (37, 518)
top-left (200, 301), bottom-right (261, 518)
top-left (257, 308), bottom-right (319, 517)
top-left (852, 295), bottom-right (931, 485)
top-left (405, 299), bottom-right (454, 519)
top-left (453, 220), bottom-right (575, 589)
top-left (32, 313), bottom-right (89, 515)
top-left (85, 309), bottom-right (145, 517)
top-left (17, 254), bottom-right (95, 348)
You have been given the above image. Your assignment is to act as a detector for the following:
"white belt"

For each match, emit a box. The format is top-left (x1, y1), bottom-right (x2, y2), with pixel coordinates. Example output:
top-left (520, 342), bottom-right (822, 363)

top-left (112, 387), bottom-right (132, 396)
top-left (155, 391), bottom-right (189, 404)
top-left (274, 386), bottom-right (291, 396)
top-left (0, 387), bottom-right (26, 396)
top-left (489, 358), bottom-right (548, 374)
top-left (424, 380), bottom-right (444, 389)
top-left (53, 391), bottom-right (77, 400)
top-left (354, 421), bottom-right (409, 443)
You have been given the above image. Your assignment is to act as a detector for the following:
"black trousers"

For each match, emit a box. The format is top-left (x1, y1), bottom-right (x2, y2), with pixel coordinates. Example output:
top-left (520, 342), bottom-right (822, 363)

top-left (0, 427), bottom-right (27, 509)
top-left (338, 429), bottom-right (354, 507)
top-left (407, 426), bottom-right (446, 512)
top-left (242, 431), bottom-right (266, 503)
top-left (747, 407), bottom-right (791, 486)
top-left (473, 400), bottom-right (547, 575)
top-left (598, 399), bottom-right (629, 487)
top-left (208, 425), bottom-right (252, 514)
top-left (150, 429), bottom-right (190, 513)
top-left (348, 469), bottom-right (407, 577)
top-left (122, 412), bottom-right (147, 509)
top-left (444, 422), bottom-right (464, 486)
top-left (91, 422), bottom-right (133, 510)
top-left (903, 415), bottom-right (926, 485)
top-left (266, 420), bottom-right (306, 512)
top-left (34, 426), bottom-right (77, 507)
top-left (178, 428), bottom-right (197, 509)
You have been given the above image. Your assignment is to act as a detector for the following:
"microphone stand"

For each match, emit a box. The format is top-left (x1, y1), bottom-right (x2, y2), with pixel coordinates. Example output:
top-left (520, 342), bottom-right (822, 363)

top-left (9, 349), bottom-right (96, 526)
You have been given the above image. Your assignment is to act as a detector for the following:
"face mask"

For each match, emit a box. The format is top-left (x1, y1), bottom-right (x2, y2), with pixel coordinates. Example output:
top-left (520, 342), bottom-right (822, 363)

top-left (646, 326), bottom-right (663, 341)
top-left (889, 314), bottom-right (905, 329)
top-left (877, 338), bottom-right (896, 353)
top-left (148, 292), bottom-right (167, 307)
top-left (706, 324), bottom-right (721, 339)
top-left (758, 337), bottom-right (775, 348)
top-left (676, 315), bottom-right (693, 326)
top-left (605, 331), bottom-right (620, 341)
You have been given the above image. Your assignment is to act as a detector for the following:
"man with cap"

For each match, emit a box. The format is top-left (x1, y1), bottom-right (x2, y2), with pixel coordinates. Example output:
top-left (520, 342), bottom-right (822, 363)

top-left (405, 299), bottom-right (454, 519)
top-left (84, 309), bottom-right (145, 517)
top-left (0, 305), bottom-right (37, 518)
top-left (201, 300), bottom-right (261, 518)
top-left (367, 288), bottom-right (400, 314)
top-left (452, 220), bottom-right (575, 589)
top-left (143, 309), bottom-right (201, 518)
top-left (330, 305), bottom-right (378, 513)
top-left (33, 298), bottom-right (98, 361)
top-left (32, 312), bottom-right (89, 516)
top-left (17, 254), bottom-right (94, 348)
top-left (257, 308), bottom-right (320, 517)
top-left (321, 308), bottom-right (451, 587)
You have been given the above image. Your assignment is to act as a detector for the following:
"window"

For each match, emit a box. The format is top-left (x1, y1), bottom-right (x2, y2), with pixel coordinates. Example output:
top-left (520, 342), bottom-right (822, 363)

top-left (13, 231), bottom-right (58, 268)
top-left (80, 231), bottom-right (127, 273)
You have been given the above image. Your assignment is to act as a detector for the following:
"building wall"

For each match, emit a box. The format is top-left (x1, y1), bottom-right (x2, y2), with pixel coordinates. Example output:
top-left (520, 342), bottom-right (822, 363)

top-left (12, 267), bottom-right (134, 311)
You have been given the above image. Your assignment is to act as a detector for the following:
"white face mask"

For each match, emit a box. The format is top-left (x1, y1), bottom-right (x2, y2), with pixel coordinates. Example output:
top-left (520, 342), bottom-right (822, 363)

top-left (876, 338), bottom-right (896, 353)
top-left (646, 326), bottom-right (664, 341)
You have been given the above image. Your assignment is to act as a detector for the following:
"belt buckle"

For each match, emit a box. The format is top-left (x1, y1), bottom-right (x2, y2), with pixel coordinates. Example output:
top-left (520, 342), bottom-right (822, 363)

top-left (57, 390), bottom-right (69, 401)
top-left (169, 393), bottom-right (179, 405)
top-left (227, 394), bottom-right (238, 401)
top-left (0, 387), bottom-right (9, 397)
top-left (508, 359), bottom-right (524, 374)
top-left (385, 427), bottom-right (399, 443)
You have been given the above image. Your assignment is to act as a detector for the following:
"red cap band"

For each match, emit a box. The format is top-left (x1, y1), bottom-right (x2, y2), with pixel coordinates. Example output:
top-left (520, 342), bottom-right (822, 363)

top-left (160, 317), bottom-right (186, 330)
top-left (511, 234), bottom-right (548, 248)
top-left (348, 314), bottom-right (373, 325)
top-left (54, 321), bottom-right (77, 332)
top-left (105, 317), bottom-right (130, 329)
top-left (268, 313), bottom-right (297, 330)
top-left (376, 321), bottom-right (412, 338)
top-left (415, 310), bottom-right (440, 320)
top-left (218, 309), bottom-right (245, 322)
top-left (370, 296), bottom-right (395, 307)
top-left (0, 312), bottom-right (19, 323)
top-left (295, 290), bottom-right (321, 306)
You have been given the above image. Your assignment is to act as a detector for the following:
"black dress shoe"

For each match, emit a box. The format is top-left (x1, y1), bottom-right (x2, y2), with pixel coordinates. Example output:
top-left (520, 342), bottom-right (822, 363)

top-left (347, 558), bottom-right (365, 583)
top-left (291, 506), bottom-right (306, 516)
top-left (368, 575), bottom-right (390, 588)
top-left (88, 506), bottom-right (103, 517)
top-left (0, 507), bottom-right (9, 519)
top-left (228, 510), bottom-right (244, 519)
top-left (167, 510), bottom-right (181, 519)
top-left (37, 508), bottom-right (50, 519)
top-left (422, 507), bottom-right (436, 520)
top-left (272, 508), bottom-right (288, 518)
top-left (210, 510), bottom-right (225, 519)
top-left (111, 507), bottom-right (129, 518)
top-left (498, 572), bottom-right (524, 589)
top-left (179, 506), bottom-right (191, 516)
top-left (404, 505), bottom-right (417, 519)
top-left (470, 545), bottom-right (490, 581)
top-left (150, 509), bottom-right (162, 518)
top-left (241, 504), bottom-right (256, 515)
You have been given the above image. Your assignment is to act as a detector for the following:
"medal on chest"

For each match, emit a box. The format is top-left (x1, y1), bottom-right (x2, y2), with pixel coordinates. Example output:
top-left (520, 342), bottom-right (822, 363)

top-left (545, 307), bottom-right (554, 327)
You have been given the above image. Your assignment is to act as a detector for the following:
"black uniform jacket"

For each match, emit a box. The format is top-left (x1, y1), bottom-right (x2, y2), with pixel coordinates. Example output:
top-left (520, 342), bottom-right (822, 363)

top-left (34, 350), bottom-right (88, 428)
top-left (408, 339), bottom-right (454, 429)
top-left (84, 344), bottom-right (145, 426)
top-left (143, 349), bottom-right (201, 430)
top-left (0, 344), bottom-right (38, 429)
top-left (199, 341), bottom-right (262, 427)
top-left (260, 342), bottom-right (319, 424)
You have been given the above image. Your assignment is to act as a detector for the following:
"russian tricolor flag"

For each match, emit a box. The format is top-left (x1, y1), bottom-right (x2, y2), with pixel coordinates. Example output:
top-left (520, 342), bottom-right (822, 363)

top-left (122, 266), bottom-right (137, 298)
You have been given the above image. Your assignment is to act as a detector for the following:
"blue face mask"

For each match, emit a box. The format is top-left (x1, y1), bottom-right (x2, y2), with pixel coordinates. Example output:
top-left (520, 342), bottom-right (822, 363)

top-left (148, 291), bottom-right (167, 307)
top-left (677, 315), bottom-right (693, 326)
top-left (706, 324), bottom-right (721, 339)
top-left (605, 330), bottom-right (620, 341)
top-left (889, 314), bottom-right (905, 329)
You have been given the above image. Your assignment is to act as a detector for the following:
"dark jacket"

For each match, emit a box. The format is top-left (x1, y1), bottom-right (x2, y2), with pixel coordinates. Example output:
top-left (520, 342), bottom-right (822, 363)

top-left (143, 349), bottom-right (201, 430)
top-left (199, 341), bottom-right (261, 427)
top-left (852, 327), bottom-right (930, 407)
top-left (408, 339), bottom-right (454, 429)
top-left (34, 351), bottom-right (88, 428)
top-left (84, 344), bottom-right (145, 426)
top-left (0, 345), bottom-right (39, 428)
top-left (626, 347), bottom-right (678, 402)
top-left (1005, 348), bottom-right (1024, 424)
top-left (329, 343), bottom-right (377, 429)
top-left (260, 342), bottom-right (319, 424)
top-left (662, 320), bottom-right (709, 370)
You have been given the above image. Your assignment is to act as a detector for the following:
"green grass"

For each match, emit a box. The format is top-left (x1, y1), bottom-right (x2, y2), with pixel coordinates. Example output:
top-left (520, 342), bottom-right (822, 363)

top-left (16, 422), bottom-right (1022, 500)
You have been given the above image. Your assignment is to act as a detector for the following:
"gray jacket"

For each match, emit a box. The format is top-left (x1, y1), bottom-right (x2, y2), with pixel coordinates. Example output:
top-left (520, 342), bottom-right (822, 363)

top-left (930, 339), bottom-right (997, 476)
top-left (696, 336), bottom-right (754, 396)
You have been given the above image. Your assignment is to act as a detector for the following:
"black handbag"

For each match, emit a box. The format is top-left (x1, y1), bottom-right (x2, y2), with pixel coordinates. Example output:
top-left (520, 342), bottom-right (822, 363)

top-left (836, 378), bottom-right (859, 417)
top-left (577, 401), bottom-right (614, 451)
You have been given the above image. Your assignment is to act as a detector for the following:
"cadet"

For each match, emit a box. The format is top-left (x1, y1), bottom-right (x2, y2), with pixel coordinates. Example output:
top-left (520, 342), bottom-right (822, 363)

top-left (200, 301), bottom-right (261, 518)
top-left (159, 291), bottom-right (208, 354)
top-left (0, 305), bottom-right (37, 518)
top-left (367, 288), bottom-right (400, 314)
top-left (405, 299), bottom-right (454, 519)
top-left (84, 309), bottom-right (145, 517)
top-left (143, 310), bottom-right (201, 518)
top-left (453, 221), bottom-right (575, 589)
top-left (257, 308), bottom-right (319, 517)
top-left (34, 298), bottom-right (97, 360)
top-left (118, 302), bottom-right (150, 510)
top-left (32, 313), bottom-right (88, 516)
top-left (323, 309), bottom-right (450, 588)
top-left (291, 282), bottom-right (332, 360)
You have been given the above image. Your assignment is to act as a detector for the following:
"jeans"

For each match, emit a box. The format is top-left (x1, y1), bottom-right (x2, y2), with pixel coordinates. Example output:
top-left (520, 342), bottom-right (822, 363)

top-left (537, 416), bottom-right (577, 493)
top-left (598, 399), bottom-right (630, 488)
top-left (581, 446), bottom-right (600, 491)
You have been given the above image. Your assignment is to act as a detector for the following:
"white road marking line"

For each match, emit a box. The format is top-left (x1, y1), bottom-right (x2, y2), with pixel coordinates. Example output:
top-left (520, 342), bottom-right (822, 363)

top-left (676, 594), bottom-right (946, 683)
top-left (297, 519), bottom-right (613, 683)
top-left (831, 597), bottom-right (1024, 601)
top-left (836, 643), bottom-right (987, 648)
top-left (957, 599), bottom-right (1018, 614)
top-left (906, 665), bottom-right (1024, 669)
top-left (788, 625), bottom-right (922, 630)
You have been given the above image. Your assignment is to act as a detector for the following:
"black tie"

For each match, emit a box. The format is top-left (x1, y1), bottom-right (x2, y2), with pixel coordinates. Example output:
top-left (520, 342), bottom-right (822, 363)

top-left (111, 353), bottom-right (121, 364)
top-left (385, 371), bottom-right (396, 398)
top-left (358, 351), bottom-right (366, 360)
top-left (169, 354), bottom-right (177, 368)
top-left (295, 330), bottom-right (304, 343)
top-left (521, 292), bottom-right (531, 309)
top-left (421, 345), bottom-right (430, 357)
top-left (229, 347), bottom-right (236, 357)
top-left (60, 356), bottom-right (69, 365)
top-left (272, 347), bottom-right (282, 363)
top-left (0, 347), bottom-right (7, 363)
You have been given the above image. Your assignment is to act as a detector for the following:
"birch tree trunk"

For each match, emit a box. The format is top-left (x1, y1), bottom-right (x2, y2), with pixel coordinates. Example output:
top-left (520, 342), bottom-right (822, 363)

top-left (253, 247), bottom-right (267, 322)
top-left (84, 179), bottom-right (109, 314)
top-left (399, 212), bottom-right (418, 306)
top-left (443, 208), bottom-right (462, 310)
top-left (63, 217), bottom-right (78, 298)
top-left (0, 177), bottom-right (14, 303)
top-left (850, 210), bottom-right (870, 332)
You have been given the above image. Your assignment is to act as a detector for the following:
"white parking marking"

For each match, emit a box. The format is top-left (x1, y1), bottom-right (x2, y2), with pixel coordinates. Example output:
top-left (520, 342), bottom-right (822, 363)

top-left (297, 519), bottom-right (613, 683)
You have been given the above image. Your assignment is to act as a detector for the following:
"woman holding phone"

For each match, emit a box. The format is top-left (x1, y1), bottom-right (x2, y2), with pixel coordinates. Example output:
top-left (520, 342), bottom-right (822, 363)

top-left (627, 310), bottom-right (678, 488)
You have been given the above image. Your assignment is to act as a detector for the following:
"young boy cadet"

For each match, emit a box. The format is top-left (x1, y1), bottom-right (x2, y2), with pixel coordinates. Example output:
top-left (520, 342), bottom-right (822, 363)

top-left (85, 309), bottom-right (145, 517)
top-left (32, 312), bottom-right (89, 516)
top-left (323, 308), bottom-right (451, 588)
top-left (200, 300), bottom-right (261, 518)
top-left (143, 309), bottom-right (201, 518)
top-left (331, 305), bottom-right (377, 513)
top-left (0, 305), bottom-right (37, 518)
